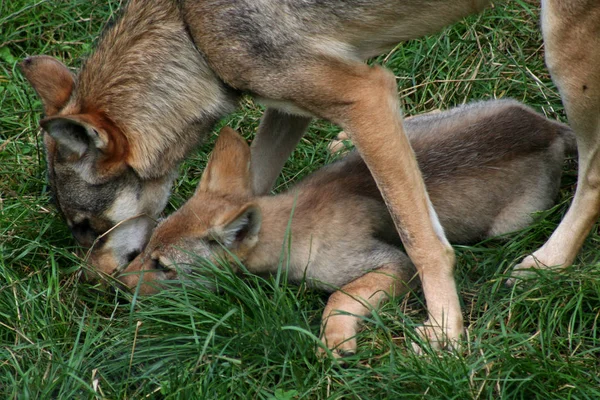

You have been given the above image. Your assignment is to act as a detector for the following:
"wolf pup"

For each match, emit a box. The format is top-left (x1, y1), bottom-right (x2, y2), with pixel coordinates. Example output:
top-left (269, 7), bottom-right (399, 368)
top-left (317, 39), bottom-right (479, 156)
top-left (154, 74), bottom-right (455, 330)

top-left (118, 99), bottom-right (575, 356)
top-left (20, 0), bottom-right (599, 349)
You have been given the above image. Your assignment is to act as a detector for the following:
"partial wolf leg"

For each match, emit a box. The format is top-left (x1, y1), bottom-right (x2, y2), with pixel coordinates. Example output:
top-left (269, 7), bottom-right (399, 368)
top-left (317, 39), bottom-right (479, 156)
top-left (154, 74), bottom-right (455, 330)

top-left (327, 111), bottom-right (441, 155)
top-left (289, 60), bottom-right (461, 350)
top-left (250, 108), bottom-right (312, 195)
top-left (319, 266), bottom-right (412, 358)
top-left (511, 1), bottom-right (600, 281)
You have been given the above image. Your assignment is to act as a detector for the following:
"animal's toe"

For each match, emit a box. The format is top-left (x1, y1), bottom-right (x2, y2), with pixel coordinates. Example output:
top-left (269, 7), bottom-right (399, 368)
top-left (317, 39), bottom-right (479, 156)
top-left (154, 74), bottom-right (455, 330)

top-left (336, 130), bottom-right (350, 140)
top-left (411, 321), bottom-right (463, 354)
top-left (506, 255), bottom-right (544, 287)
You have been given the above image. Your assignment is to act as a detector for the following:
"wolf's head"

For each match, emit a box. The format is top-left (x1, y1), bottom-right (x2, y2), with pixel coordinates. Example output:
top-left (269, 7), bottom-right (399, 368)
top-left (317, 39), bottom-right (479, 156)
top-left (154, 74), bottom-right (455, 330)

top-left (118, 127), bottom-right (262, 294)
top-left (20, 56), bottom-right (178, 277)
top-left (19, 0), bottom-right (237, 278)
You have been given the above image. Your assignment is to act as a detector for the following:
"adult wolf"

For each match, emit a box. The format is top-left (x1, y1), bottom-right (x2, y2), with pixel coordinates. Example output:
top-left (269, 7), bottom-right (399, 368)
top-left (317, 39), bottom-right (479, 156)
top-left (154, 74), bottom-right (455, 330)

top-left (20, 0), bottom-right (600, 350)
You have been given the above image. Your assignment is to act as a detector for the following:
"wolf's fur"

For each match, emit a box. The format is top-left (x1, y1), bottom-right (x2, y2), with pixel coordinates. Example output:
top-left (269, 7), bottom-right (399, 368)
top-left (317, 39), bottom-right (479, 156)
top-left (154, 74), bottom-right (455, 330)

top-left (20, 0), bottom-right (599, 349)
top-left (118, 100), bottom-right (575, 356)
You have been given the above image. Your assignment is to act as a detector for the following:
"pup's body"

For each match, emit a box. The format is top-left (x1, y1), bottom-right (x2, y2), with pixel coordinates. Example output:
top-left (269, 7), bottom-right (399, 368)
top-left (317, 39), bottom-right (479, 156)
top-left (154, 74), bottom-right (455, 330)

top-left (120, 99), bottom-right (575, 356)
top-left (20, 0), bottom-right (600, 349)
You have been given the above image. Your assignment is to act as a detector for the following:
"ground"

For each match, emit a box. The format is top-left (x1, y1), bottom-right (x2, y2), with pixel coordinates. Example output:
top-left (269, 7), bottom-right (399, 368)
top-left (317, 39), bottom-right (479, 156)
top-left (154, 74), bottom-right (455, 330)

top-left (1, 1), bottom-right (599, 398)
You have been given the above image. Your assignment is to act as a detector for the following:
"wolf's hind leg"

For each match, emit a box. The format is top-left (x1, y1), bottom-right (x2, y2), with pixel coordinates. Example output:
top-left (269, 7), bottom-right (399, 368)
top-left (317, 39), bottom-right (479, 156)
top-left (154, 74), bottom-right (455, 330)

top-left (250, 108), bottom-right (312, 195)
top-left (510, 1), bottom-right (600, 283)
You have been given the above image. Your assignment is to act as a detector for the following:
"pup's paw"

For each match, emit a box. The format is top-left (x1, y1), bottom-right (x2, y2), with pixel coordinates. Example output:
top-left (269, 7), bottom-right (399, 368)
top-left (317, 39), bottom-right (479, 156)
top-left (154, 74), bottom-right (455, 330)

top-left (318, 325), bottom-right (358, 359)
top-left (411, 320), bottom-right (463, 355)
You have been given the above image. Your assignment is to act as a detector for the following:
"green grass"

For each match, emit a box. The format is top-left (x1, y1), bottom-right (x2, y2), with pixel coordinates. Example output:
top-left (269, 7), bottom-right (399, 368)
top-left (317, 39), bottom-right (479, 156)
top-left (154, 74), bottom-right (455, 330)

top-left (2, 0), bottom-right (599, 398)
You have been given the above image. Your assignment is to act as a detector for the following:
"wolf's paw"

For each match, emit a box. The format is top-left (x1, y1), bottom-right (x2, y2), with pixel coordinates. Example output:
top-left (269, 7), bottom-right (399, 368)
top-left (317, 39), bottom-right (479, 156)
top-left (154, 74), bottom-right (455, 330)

top-left (411, 320), bottom-right (463, 355)
top-left (505, 256), bottom-right (539, 287)
top-left (506, 253), bottom-right (559, 287)
top-left (327, 131), bottom-right (352, 155)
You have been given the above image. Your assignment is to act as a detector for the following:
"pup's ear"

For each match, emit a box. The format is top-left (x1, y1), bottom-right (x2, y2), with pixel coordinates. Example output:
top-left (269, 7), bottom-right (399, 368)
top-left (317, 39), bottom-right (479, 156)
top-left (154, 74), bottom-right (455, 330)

top-left (198, 127), bottom-right (253, 196)
top-left (19, 56), bottom-right (75, 116)
top-left (215, 203), bottom-right (262, 248)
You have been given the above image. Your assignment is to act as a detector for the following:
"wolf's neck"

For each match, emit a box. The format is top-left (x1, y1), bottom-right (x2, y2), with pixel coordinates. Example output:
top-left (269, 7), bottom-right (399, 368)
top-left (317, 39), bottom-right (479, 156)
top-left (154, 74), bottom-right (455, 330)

top-left (75, 0), bottom-right (239, 179)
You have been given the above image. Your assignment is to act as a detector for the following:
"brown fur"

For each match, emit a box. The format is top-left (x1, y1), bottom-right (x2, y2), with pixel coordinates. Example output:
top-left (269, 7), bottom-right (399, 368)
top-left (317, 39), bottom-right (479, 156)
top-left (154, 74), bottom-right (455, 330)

top-left (119, 99), bottom-right (574, 356)
top-left (20, 0), bottom-right (599, 349)
top-left (20, 56), bottom-right (74, 116)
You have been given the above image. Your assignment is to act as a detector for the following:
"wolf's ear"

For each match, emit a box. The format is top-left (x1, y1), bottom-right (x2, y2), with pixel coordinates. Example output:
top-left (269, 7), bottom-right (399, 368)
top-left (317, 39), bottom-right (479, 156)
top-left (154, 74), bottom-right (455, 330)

top-left (216, 203), bottom-right (262, 248)
top-left (198, 127), bottom-right (253, 196)
top-left (19, 56), bottom-right (75, 116)
top-left (40, 115), bottom-right (109, 159)
top-left (40, 114), bottom-right (128, 182)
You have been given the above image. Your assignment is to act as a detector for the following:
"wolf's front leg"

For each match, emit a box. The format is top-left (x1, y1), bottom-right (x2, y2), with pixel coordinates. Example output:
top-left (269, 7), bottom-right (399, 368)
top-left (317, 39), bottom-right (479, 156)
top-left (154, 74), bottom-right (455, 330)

top-left (319, 266), bottom-right (412, 358)
top-left (288, 61), bottom-right (462, 351)
top-left (250, 108), bottom-right (312, 195)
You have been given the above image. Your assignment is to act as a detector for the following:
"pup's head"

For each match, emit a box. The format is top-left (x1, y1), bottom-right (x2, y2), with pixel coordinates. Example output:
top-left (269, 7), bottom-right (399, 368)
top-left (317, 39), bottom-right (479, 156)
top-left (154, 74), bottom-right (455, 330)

top-left (20, 56), bottom-right (176, 277)
top-left (118, 127), bottom-right (262, 294)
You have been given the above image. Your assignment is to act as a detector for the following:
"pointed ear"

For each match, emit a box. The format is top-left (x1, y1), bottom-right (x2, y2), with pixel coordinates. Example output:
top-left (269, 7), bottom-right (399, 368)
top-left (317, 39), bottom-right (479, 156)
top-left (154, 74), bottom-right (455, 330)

top-left (40, 113), bottom-right (129, 182)
top-left (40, 115), bottom-right (109, 160)
top-left (198, 126), bottom-right (253, 196)
top-left (216, 203), bottom-right (262, 248)
top-left (19, 56), bottom-right (75, 116)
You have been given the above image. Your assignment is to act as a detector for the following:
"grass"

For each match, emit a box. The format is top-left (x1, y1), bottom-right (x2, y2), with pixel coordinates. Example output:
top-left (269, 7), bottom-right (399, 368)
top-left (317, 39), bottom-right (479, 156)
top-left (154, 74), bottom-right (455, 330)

top-left (1, 0), bottom-right (599, 398)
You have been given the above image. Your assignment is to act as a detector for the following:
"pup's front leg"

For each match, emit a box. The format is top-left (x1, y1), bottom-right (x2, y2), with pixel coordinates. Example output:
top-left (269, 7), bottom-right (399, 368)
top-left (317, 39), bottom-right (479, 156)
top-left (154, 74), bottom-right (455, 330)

top-left (319, 266), bottom-right (411, 358)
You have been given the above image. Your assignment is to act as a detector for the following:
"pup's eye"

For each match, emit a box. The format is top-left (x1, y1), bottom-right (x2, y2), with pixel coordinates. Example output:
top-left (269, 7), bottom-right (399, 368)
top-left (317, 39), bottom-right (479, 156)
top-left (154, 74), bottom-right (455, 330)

top-left (151, 258), bottom-right (170, 272)
top-left (206, 237), bottom-right (220, 246)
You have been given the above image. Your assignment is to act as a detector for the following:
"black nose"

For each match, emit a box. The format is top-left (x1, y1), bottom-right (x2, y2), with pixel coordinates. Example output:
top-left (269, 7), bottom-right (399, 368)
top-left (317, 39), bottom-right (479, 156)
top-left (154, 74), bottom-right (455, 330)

top-left (126, 250), bottom-right (141, 263)
top-left (71, 218), bottom-right (102, 249)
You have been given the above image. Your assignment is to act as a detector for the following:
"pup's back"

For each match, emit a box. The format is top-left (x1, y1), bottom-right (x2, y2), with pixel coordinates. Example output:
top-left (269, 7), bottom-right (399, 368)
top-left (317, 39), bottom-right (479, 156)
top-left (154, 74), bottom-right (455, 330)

top-left (296, 99), bottom-right (574, 245)
top-left (409, 99), bottom-right (573, 241)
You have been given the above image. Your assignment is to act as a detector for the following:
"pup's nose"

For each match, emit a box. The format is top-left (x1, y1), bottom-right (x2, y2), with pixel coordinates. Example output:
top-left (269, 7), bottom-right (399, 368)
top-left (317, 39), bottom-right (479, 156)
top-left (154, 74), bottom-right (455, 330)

top-left (113, 267), bottom-right (140, 293)
top-left (107, 281), bottom-right (133, 303)
top-left (110, 278), bottom-right (130, 293)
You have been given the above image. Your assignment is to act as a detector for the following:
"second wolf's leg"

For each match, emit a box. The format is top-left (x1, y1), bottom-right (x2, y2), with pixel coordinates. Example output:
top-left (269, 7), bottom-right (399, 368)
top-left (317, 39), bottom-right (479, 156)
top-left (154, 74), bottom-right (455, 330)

top-left (327, 112), bottom-right (439, 155)
top-left (290, 61), bottom-right (461, 350)
top-left (250, 108), bottom-right (312, 195)
top-left (319, 266), bottom-right (413, 358)
top-left (327, 130), bottom-right (351, 156)
top-left (511, 1), bottom-right (600, 281)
